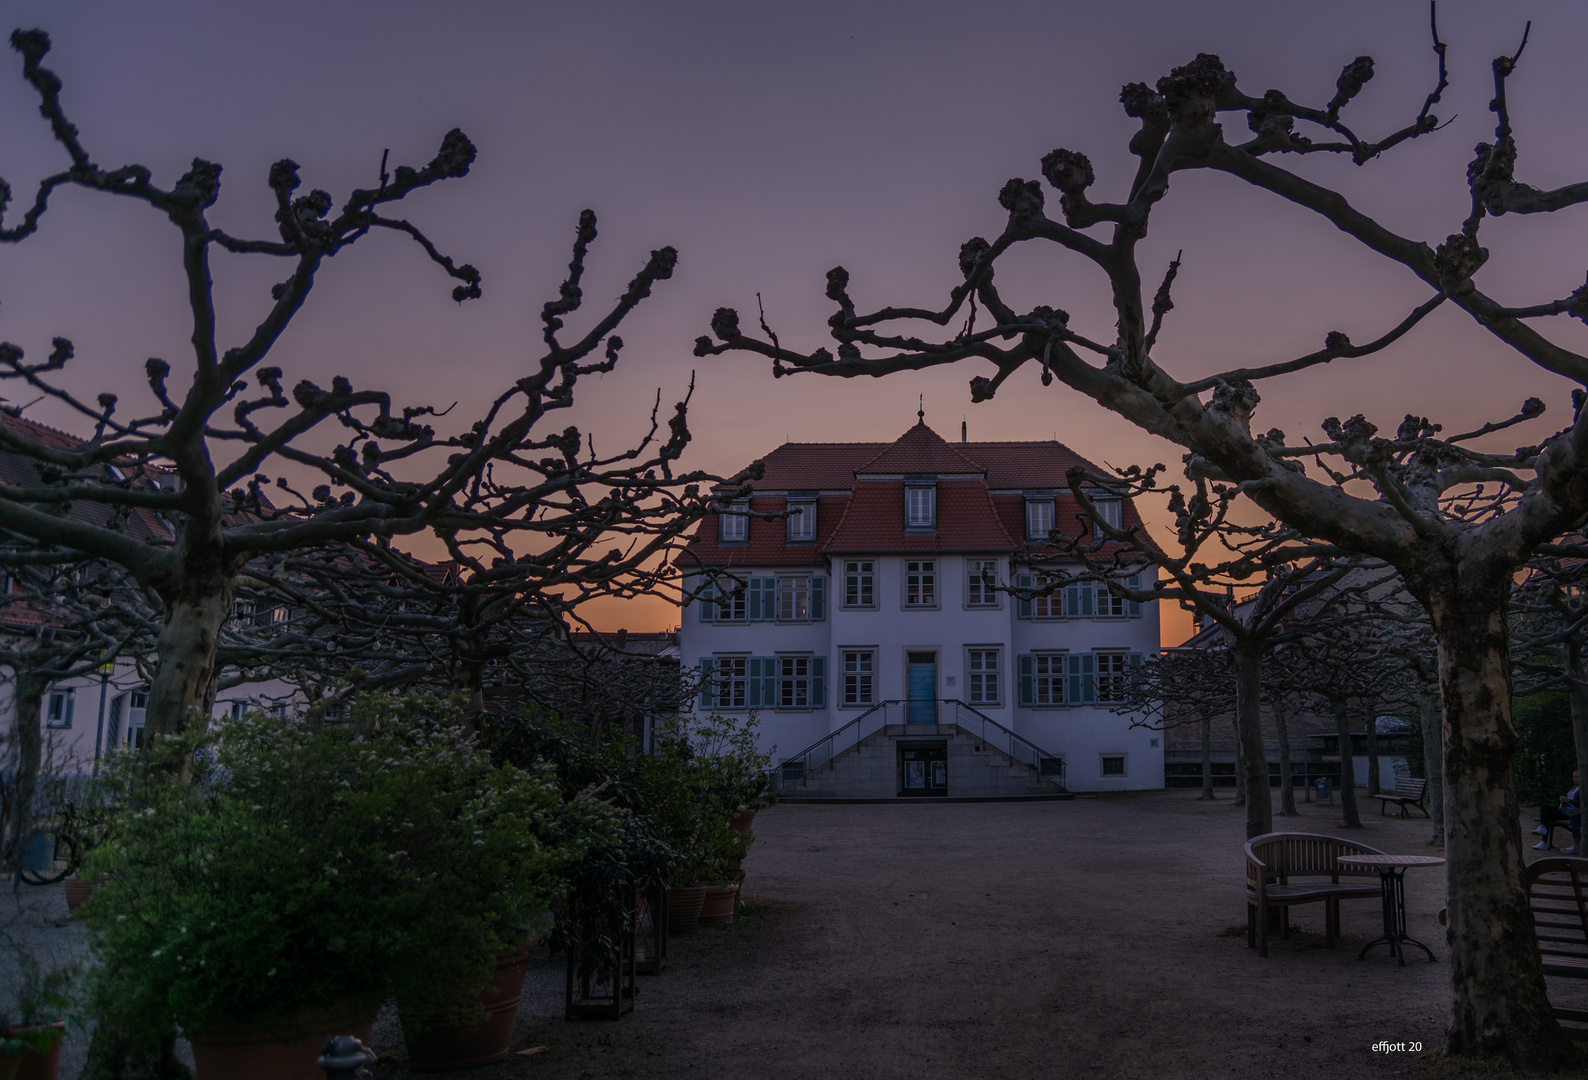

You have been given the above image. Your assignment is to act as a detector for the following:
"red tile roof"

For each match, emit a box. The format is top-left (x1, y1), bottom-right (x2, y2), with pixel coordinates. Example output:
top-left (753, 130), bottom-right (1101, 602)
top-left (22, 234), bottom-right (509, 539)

top-left (855, 421), bottom-right (985, 475)
top-left (823, 480), bottom-right (1014, 552)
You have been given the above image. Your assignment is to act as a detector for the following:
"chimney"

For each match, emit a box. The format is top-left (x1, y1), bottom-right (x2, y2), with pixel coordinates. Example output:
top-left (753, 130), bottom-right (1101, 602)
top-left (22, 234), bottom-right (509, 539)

top-left (961, 420), bottom-right (967, 443)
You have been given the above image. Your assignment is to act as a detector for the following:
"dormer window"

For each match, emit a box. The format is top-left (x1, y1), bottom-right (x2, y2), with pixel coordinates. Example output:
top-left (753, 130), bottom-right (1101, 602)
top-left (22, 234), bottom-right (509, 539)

top-left (718, 498), bottom-right (749, 543)
top-left (1092, 497), bottom-right (1122, 538)
top-left (787, 500), bottom-right (816, 543)
top-left (905, 484), bottom-right (935, 530)
top-left (1026, 498), bottom-right (1055, 541)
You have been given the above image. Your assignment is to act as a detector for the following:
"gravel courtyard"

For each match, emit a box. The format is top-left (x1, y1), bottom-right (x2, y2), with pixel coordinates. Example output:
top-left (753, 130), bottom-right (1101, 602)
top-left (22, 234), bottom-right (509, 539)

top-left (369, 791), bottom-right (1470, 1080)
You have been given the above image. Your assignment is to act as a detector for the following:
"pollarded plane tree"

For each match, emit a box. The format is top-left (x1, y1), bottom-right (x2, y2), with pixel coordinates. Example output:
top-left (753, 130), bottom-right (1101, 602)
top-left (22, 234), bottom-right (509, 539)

top-left (1115, 644), bottom-right (1233, 802)
top-left (0, 31), bottom-right (747, 743)
top-left (1036, 461), bottom-right (1375, 837)
top-left (1511, 548), bottom-right (1588, 793)
top-left (695, 12), bottom-right (1587, 1064)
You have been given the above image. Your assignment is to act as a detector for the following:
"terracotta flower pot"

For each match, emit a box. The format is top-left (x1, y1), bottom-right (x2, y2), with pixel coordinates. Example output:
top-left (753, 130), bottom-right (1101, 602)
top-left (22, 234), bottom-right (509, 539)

top-left (665, 886), bottom-right (708, 935)
top-left (697, 883), bottom-right (740, 926)
top-left (63, 874), bottom-right (107, 913)
top-left (189, 998), bottom-right (378, 1080)
top-left (729, 809), bottom-right (757, 835)
top-left (401, 935), bottom-right (538, 1072)
top-left (1, 1021), bottom-right (65, 1080)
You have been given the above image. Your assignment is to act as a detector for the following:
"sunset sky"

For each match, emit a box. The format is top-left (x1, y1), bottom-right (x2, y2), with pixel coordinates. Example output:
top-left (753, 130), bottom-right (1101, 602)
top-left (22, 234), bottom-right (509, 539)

top-left (4, 0), bottom-right (1586, 646)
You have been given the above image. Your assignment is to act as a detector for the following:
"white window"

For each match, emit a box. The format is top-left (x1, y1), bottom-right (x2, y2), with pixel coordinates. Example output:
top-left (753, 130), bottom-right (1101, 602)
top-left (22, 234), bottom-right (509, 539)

top-left (779, 655), bottom-right (812, 708)
top-left (1027, 499), bottom-right (1055, 540)
top-left (966, 560), bottom-right (999, 607)
top-left (779, 576), bottom-right (810, 620)
top-left (228, 701), bottom-right (247, 720)
top-left (1101, 754), bottom-right (1127, 778)
top-left (714, 655), bottom-right (749, 708)
top-left (844, 561), bottom-right (874, 607)
top-left (967, 649), bottom-right (1000, 706)
top-left (231, 598), bottom-right (255, 621)
top-left (713, 578), bottom-right (748, 621)
top-left (1032, 654), bottom-right (1065, 706)
top-left (1092, 497), bottom-right (1122, 538)
top-left (787, 501), bottom-right (816, 542)
top-left (258, 606), bottom-right (288, 626)
top-left (842, 650), bottom-right (874, 706)
top-left (1096, 583), bottom-right (1128, 618)
top-left (718, 498), bottom-right (749, 542)
top-left (269, 704), bottom-right (289, 719)
top-left (1033, 573), bottom-right (1061, 619)
top-left (906, 485), bottom-right (935, 528)
top-left (1096, 652), bottom-right (1131, 703)
top-left (905, 560), bottom-right (936, 607)
top-left (44, 689), bottom-right (74, 729)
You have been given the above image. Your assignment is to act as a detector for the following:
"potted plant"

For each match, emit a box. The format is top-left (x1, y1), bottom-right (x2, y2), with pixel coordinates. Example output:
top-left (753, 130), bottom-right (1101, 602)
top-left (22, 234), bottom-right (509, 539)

top-left (0, 948), bottom-right (74, 1080)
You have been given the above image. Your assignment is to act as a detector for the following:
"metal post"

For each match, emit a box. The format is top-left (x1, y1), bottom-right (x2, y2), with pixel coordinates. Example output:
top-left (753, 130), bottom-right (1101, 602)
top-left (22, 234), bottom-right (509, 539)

top-left (91, 664), bottom-right (112, 774)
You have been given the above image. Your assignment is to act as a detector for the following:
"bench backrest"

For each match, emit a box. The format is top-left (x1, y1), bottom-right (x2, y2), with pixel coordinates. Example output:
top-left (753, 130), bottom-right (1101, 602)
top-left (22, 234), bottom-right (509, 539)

top-left (1524, 857), bottom-right (1588, 964)
top-left (1394, 778), bottom-right (1427, 799)
top-left (1245, 832), bottom-right (1388, 889)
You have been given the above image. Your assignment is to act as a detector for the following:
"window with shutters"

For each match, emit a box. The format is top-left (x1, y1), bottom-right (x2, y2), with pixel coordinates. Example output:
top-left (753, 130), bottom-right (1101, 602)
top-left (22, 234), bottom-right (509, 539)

top-left (45, 688), bottom-right (74, 729)
top-left (905, 485), bottom-right (935, 529)
top-left (777, 654), bottom-right (826, 709)
top-left (713, 656), bottom-right (749, 708)
top-left (1026, 498), bottom-right (1055, 540)
top-left (844, 561), bottom-right (875, 608)
top-left (718, 498), bottom-right (749, 542)
top-left (904, 560), bottom-right (936, 607)
top-left (1033, 573), bottom-right (1061, 618)
top-left (1096, 652), bottom-right (1133, 703)
top-left (966, 648), bottom-right (1000, 706)
top-left (966, 559), bottom-right (999, 607)
top-left (787, 500), bottom-right (816, 542)
top-left (842, 650), bottom-right (874, 706)
top-left (1094, 574), bottom-right (1143, 618)
top-left (779, 576), bottom-right (809, 620)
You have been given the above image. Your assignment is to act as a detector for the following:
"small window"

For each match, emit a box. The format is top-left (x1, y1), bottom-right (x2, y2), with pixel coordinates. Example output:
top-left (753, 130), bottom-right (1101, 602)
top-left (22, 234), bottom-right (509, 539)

top-left (1027, 499), bottom-right (1055, 540)
top-left (257, 606), bottom-right (288, 626)
top-left (269, 704), bottom-right (288, 718)
top-left (44, 689), bottom-right (74, 729)
top-left (787, 501), bottom-right (816, 542)
top-left (967, 649), bottom-right (1000, 706)
top-left (228, 701), bottom-right (246, 720)
top-left (1092, 497), bottom-right (1122, 538)
top-left (842, 650), bottom-right (874, 706)
top-left (718, 499), bottom-right (749, 543)
top-left (844, 561), bottom-right (875, 608)
top-left (1101, 755), bottom-right (1127, 778)
top-left (906, 485), bottom-right (935, 528)
top-left (904, 560), bottom-right (936, 607)
top-left (130, 690), bottom-right (149, 710)
top-left (966, 560), bottom-right (999, 607)
top-left (779, 576), bottom-right (810, 620)
top-left (231, 598), bottom-right (256, 621)
top-left (779, 655), bottom-right (812, 708)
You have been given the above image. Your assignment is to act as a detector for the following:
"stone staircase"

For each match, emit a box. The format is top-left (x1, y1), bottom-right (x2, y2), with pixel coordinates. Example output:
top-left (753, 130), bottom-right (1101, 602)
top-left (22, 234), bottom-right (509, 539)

top-left (780, 722), bottom-right (1068, 800)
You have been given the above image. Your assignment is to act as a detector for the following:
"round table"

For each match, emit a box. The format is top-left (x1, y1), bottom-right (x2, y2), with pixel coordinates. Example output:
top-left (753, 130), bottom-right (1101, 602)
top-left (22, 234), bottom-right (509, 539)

top-left (1336, 854), bottom-right (1445, 966)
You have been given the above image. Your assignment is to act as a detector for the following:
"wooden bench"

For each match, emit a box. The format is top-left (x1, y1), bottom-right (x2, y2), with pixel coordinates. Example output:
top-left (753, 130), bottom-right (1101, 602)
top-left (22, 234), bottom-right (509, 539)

top-left (1524, 856), bottom-right (1588, 1041)
top-left (1245, 832), bottom-right (1386, 957)
top-left (1371, 777), bottom-right (1429, 818)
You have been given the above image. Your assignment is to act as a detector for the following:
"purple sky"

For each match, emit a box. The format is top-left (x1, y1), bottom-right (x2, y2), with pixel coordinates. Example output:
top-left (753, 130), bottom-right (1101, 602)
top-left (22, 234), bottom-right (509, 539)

top-left (4, 1), bottom-right (1586, 643)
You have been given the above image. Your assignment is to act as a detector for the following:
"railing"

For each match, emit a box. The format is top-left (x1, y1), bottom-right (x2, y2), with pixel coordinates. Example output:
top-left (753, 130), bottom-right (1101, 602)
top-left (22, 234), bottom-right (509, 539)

top-left (770, 700), bottom-right (1066, 791)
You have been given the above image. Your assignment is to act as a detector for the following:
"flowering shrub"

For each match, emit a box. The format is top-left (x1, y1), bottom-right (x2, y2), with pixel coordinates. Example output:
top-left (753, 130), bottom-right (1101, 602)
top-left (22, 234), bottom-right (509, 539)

top-left (79, 695), bottom-right (617, 1039)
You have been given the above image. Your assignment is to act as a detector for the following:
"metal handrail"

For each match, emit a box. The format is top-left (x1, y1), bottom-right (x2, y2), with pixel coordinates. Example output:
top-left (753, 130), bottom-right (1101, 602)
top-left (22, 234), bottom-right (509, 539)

top-left (770, 699), bottom-right (1066, 791)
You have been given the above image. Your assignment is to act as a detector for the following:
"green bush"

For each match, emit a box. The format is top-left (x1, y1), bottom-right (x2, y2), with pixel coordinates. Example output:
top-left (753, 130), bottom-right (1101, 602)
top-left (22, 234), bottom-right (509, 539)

top-left (79, 694), bottom-right (611, 1040)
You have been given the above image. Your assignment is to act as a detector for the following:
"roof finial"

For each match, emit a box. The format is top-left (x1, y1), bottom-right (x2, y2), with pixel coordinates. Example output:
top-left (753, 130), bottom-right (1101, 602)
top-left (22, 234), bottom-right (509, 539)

top-left (918, 394), bottom-right (925, 423)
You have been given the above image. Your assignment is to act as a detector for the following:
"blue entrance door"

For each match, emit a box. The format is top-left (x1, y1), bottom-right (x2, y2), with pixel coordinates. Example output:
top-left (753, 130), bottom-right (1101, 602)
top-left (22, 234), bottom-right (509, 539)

top-left (907, 652), bottom-right (937, 723)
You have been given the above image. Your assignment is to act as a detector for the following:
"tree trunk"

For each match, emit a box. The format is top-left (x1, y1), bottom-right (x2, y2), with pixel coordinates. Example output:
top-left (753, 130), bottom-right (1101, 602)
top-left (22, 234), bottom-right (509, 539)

top-left (1428, 577), bottom-right (1574, 1067)
top-left (1331, 691), bottom-right (1362, 828)
top-left (1199, 712), bottom-right (1215, 799)
top-left (1232, 715), bottom-right (1246, 806)
top-left (145, 571), bottom-right (232, 742)
top-left (1364, 696), bottom-right (1381, 795)
top-left (4, 672), bottom-right (47, 874)
top-left (1418, 686), bottom-right (1445, 847)
top-left (1232, 647), bottom-right (1272, 839)
top-left (1273, 690), bottom-right (1297, 816)
top-left (1566, 633), bottom-right (1588, 853)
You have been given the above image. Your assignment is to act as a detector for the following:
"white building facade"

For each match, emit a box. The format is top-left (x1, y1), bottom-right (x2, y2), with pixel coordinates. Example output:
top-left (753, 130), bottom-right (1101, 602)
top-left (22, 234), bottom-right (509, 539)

top-left (679, 420), bottom-right (1163, 793)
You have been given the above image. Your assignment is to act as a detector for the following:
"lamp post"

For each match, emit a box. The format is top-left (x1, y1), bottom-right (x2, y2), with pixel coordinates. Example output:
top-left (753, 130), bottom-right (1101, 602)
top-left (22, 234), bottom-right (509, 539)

top-left (91, 660), bottom-right (114, 774)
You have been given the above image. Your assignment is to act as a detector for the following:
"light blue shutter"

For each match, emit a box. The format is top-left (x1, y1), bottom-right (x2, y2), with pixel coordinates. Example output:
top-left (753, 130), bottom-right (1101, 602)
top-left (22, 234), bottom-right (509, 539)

top-left (745, 578), bottom-right (759, 620)
top-left (746, 657), bottom-right (763, 707)
top-left (1068, 654), bottom-right (1096, 704)
top-left (756, 576), bottom-right (778, 620)
top-left (811, 655), bottom-right (826, 706)
top-left (699, 583), bottom-right (716, 622)
top-left (1018, 655), bottom-right (1035, 706)
top-left (1127, 574), bottom-right (1142, 617)
top-left (751, 656), bottom-right (777, 708)
top-left (699, 658), bottom-right (716, 708)
top-left (1017, 573), bottom-right (1033, 619)
top-left (64, 690), bottom-right (75, 728)
top-left (1128, 652), bottom-right (1144, 691)
top-left (1066, 581), bottom-right (1093, 617)
top-left (810, 576), bottom-right (826, 620)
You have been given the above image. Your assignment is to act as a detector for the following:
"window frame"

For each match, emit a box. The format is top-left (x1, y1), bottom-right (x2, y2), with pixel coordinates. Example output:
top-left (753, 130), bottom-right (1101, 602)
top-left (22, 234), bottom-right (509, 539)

top-left (1026, 498), bottom-right (1055, 541)
top-left (965, 558), bottom-right (1001, 608)
top-left (840, 648), bottom-right (876, 708)
top-left (905, 484), bottom-right (936, 531)
top-left (903, 559), bottom-right (938, 609)
top-left (778, 575), bottom-right (811, 621)
top-left (712, 654), bottom-right (750, 709)
top-left (718, 498), bottom-right (749, 543)
top-left (1030, 652), bottom-right (1066, 708)
top-left (1095, 651), bottom-right (1132, 703)
top-left (843, 560), bottom-right (876, 609)
top-left (1091, 497), bottom-right (1122, 539)
top-left (778, 654), bottom-right (813, 709)
top-left (964, 647), bottom-right (1002, 707)
top-left (44, 688), bottom-right (74, 729)
top-left (786, 500), bottom-right (816, 543)
top-left (1100, 753), bottom-right (1128, 778)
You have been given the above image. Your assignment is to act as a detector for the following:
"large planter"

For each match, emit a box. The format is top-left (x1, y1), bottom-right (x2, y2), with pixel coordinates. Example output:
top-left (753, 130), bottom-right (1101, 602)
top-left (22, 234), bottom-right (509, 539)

top-left (401, 935), bottom-right (538, 1072)
top-left (63, 874), bottom-right (108, 914)
top-left (729, 809), bottom-right (757, 835)
top-left (1, 1022), bottom-right (65, 1080)
top-left (697, 883), bottom-right (740, 927)
top-left (189, 998), bottom-right (378, 1080)
top-left (665, 885), bottom-right (708, 935)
